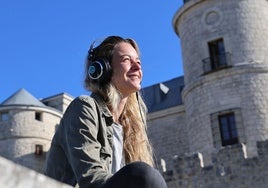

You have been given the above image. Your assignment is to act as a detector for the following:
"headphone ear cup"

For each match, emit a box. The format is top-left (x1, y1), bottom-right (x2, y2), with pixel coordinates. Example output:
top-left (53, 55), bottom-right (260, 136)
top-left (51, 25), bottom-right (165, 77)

top-left (88, 59), bottom-right (112, 83)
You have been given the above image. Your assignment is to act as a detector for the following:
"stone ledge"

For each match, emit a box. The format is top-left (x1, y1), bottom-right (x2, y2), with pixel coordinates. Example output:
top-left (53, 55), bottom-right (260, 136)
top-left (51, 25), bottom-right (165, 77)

top-left (0, 156), bottom-right (71, 188)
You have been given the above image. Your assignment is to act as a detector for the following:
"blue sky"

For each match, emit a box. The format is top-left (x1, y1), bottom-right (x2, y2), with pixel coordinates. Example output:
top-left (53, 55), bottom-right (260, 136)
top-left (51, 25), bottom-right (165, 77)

top-left (0, 0), bottom-right (184, 102)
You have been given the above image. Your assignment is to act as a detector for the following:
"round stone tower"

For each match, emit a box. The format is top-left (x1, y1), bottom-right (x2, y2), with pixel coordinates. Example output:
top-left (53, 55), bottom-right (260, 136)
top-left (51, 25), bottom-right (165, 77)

top-left (173, 0), bottom-right (268, 158)
top-left (0, 89), bottom-right (66, 173)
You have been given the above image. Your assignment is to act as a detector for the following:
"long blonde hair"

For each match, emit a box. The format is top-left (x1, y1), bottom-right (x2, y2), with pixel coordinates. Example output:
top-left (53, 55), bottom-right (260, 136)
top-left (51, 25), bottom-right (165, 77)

top-left (84, 36), bottom-right (154, 166)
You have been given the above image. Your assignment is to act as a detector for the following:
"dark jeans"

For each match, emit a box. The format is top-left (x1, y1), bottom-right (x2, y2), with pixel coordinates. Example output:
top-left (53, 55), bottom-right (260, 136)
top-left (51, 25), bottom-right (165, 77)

top-left (102, 161), bottom-right (167, 188)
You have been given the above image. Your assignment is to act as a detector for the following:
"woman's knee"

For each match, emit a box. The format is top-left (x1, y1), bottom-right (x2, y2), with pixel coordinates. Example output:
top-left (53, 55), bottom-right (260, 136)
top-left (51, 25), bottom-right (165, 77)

top-left (122, 161), bottom-right (167, 187)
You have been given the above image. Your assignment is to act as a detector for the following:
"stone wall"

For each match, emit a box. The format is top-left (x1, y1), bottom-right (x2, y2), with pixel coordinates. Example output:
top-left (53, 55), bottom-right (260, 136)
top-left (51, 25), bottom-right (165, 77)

top-left (164, 140), bottom-right (268, 188)
top-left (147, 105), bottom-right (188, 170)
top-left (173, 0), bottom-right (268, 85)
top-left (0, 106), bottom-right (61, 173)
top-left (172, 0), bottom-right (268, 158)
top-left (1, 140), bottom-right (267, 188)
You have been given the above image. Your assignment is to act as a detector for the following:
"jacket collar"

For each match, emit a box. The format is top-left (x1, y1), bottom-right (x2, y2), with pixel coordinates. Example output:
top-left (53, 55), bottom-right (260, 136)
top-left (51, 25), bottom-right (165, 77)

top-left (90, 93), bottom-right (113, 118)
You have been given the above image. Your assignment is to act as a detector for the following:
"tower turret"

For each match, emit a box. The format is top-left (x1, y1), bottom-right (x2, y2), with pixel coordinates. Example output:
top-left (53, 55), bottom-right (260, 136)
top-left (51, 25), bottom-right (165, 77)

top-left (0, 89), bottom-right (73, 172)
top-left (173, 0), bottom-right (268, 159)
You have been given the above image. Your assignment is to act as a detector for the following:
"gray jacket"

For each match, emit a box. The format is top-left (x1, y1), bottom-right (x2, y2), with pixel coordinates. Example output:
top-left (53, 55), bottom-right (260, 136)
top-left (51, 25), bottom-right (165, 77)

top-left (44, 93), bottom-right (114, 188)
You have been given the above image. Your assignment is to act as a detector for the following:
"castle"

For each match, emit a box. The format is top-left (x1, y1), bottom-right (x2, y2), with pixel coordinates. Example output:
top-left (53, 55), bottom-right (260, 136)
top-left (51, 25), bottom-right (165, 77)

top-left (144, 0), bottom-right (268, 187)
top-left (1, 0), bottom-right (268, 187)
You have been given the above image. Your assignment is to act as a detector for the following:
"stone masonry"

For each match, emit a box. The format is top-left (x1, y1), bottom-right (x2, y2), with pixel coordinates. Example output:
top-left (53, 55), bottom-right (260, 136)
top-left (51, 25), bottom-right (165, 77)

top-left (165, 140), bottom-right (268, 188)
top-left (172, 0), bottom-right (268, 158)
top-left (0, 156), bottom-right (71, 188)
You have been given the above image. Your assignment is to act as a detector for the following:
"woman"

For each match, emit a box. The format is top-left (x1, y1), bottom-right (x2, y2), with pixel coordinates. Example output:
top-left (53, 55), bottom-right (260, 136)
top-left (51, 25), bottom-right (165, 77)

top-left (44, 36), bottom-right (167, 188)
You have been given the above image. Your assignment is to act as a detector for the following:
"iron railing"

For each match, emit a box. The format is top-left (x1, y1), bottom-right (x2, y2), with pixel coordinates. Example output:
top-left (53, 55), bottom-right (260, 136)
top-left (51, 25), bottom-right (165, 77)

top-left (202, 52), bottom-right (232, 74)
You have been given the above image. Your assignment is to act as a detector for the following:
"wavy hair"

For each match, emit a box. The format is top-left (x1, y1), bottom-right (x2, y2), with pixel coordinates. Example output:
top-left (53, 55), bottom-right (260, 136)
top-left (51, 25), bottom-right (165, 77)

top-left (84, 36), bottom-right (154, 166)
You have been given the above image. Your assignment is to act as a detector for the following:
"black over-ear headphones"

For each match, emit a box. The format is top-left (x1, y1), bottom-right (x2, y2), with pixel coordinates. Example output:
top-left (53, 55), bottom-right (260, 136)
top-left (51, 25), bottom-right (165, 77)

top-left (87, 42), bottom-right (112, 84)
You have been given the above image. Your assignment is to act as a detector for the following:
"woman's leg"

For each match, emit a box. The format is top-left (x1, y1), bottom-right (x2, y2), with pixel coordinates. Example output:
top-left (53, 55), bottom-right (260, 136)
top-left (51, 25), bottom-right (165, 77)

top-left (103, 161), bottom-right (167, 188)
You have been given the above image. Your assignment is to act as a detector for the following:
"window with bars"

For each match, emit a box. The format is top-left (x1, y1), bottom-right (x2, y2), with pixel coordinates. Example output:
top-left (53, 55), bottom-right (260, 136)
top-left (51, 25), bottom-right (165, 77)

top-left (202, 38), bottom-right (232, 74)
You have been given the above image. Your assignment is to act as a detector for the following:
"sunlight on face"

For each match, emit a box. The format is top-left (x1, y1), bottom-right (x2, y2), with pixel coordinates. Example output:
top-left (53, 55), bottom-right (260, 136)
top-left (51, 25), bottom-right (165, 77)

top-left (111, 42), bottom-right (142, 97)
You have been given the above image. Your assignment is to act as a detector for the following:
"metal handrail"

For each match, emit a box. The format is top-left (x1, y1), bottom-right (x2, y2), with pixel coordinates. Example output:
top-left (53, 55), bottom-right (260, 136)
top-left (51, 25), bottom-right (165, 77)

top-left (202, 52), bottom-right (232, 74)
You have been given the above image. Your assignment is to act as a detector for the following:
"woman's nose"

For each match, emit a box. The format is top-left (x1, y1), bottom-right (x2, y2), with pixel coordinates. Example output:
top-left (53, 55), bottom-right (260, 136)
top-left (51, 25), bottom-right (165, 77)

top-left (131, 59), bottom-right (141, 70)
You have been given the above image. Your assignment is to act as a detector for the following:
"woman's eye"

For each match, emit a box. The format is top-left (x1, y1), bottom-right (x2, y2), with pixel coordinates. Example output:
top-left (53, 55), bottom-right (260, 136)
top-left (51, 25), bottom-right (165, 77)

top-left (123, 57), bottom-right (130, 62)
top-left (122, 56), bottom-right (131, 63)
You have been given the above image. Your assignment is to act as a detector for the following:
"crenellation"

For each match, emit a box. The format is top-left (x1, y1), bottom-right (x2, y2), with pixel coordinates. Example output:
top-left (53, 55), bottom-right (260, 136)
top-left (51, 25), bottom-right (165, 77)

top-left (257, 140), bottom-right (268, 156)
top-left (165, 140), bottom-right (268, 187)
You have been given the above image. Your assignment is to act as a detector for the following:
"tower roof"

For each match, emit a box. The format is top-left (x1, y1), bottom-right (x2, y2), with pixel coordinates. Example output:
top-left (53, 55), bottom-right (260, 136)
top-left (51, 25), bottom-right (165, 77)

top-left (1, 88), bottom-right (46, 107)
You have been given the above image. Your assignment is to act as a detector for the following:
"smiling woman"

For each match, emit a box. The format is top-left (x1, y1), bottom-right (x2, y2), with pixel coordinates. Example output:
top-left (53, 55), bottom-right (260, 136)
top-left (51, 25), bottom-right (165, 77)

top-left (44, 36), bottom-right (167, 188)
top-left (111, 42), bottom-right (143, 98)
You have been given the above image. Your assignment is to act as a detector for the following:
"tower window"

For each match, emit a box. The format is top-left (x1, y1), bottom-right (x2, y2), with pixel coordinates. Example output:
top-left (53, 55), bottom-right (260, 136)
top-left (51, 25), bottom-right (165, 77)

top-left (211, 109), bottom-right (245, 149)
top-left (218, 112), bottom-right (238, 146)
top-left (208, 38), bottom-right (226, 69)
top-left (35, 112), bottom-right (42, 121)
top-left (0, 111), bottom-right (9, 121)
top-left (202, 38), bottom-right (231, 73)
top-left (35, 144), bottom-right (43, 155)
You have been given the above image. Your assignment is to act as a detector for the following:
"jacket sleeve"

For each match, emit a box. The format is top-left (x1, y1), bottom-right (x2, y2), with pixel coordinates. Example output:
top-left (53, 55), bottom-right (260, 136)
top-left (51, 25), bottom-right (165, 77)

top-left (60, 96), bottom-right (112, 188)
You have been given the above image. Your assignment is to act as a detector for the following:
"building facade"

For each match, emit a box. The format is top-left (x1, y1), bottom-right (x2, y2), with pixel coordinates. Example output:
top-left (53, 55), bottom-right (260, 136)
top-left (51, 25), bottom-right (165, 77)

top-left (173, 0), bottom-right (268, 159)
top-left (143, 0), bottom-right (268, 187)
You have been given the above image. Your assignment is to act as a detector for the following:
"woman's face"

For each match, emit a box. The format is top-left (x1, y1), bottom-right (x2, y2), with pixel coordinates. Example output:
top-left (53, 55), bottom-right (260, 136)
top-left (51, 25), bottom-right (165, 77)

top-left (111, 42), bottom-right (142, 97)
